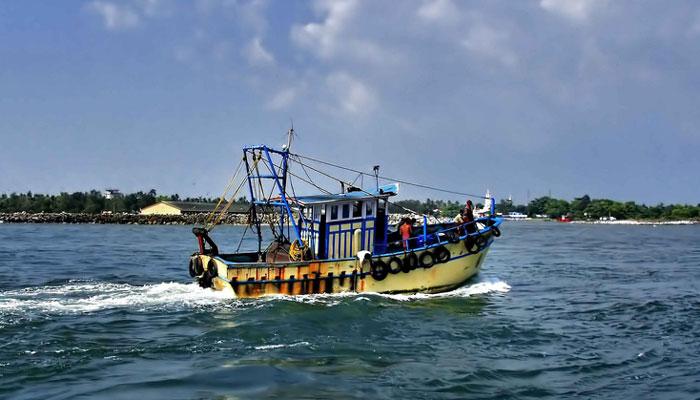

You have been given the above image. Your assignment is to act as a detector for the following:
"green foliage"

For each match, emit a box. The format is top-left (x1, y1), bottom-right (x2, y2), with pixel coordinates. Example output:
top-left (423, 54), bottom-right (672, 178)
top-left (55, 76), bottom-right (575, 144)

top-left (389, 198), bottom-right (462, 216)
top-left (1, 190), bottom-right (697, 221)
top-left (0, 190), bottom-right (226, 214)
top-left (521, 194), bottom-right (698, 221)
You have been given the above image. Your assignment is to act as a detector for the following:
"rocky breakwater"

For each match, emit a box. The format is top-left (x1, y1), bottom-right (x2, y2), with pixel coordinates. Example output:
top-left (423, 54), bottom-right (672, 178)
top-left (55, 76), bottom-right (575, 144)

top-left (0, 212), bottom-right (256, 225)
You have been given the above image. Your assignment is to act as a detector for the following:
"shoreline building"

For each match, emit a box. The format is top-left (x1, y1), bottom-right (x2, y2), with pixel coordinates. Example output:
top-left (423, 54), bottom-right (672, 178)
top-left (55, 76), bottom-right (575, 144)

top-left (140, 201), bottom-right (248, 216)
top-left (103, 189), bottom-right (123, 200)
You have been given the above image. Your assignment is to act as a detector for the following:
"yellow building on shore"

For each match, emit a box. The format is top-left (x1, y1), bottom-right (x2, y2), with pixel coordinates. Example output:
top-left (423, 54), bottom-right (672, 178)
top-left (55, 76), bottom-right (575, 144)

top-left (140, 201), bottom-right (247, 216)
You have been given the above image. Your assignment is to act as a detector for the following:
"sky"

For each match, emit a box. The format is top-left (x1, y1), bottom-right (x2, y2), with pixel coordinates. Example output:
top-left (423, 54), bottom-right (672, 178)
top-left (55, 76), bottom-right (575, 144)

top-left (0, 0), bottom-right (699, 205)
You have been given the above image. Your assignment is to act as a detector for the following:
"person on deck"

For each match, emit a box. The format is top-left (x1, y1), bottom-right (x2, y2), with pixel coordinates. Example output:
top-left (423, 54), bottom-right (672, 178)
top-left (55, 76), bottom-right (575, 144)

top-left (463, 200), bottom-right (476, 234)
top-left (399, 217), bottom-right (413, 250)
top-left (453, 211), bottom-right (465, 235)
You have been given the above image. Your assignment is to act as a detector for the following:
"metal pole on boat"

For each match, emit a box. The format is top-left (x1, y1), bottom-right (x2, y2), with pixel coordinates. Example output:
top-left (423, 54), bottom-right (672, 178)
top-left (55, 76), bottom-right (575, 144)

top-left (423, 215), bottom-right (428, 248)
top-left (373, 165), bottom-right (380, 191)
top-left (243, 150), bottom-right (263, 259)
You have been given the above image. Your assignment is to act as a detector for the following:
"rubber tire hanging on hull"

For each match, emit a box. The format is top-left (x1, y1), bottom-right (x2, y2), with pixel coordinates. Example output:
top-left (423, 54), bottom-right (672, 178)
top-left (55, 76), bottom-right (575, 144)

top-left (388, 257), bottom-right (403, 274)
top-left (188, 258), bottom-right (197, 277)
top-left (371, 260), bottom-right (389, 281)
top-left (435, 246), bottom-right (450, 263)
top-left (419, 251), bottom-right (435, 268)
top-left (465, 236), bottom-right (479, 254)
top-left (475, 236), bottom-right (488, 250)
top-left (194, 257), bottom-right (204, 275)
top-left (491, 226), bottom-right (501, 237)
top-left (402, 253), bottom-right (418, 273)
top-left (207, 259), bottom-right (218, 278)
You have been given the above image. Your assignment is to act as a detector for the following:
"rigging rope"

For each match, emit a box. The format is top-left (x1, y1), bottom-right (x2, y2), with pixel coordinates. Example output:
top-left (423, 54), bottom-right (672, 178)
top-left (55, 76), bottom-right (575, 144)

top-left (290, 155), bottom-right (441, 223)
top-left (207, 155), bottom-right (262, 231)
top-left (205, 158), bottom-right (243, 226)
top-left (291, 152), bottom-right (489, 199)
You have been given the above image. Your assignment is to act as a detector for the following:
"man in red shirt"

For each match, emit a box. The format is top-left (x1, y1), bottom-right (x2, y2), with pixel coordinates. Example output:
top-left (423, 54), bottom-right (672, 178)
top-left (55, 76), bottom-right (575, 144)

top-left (399, 218), bottom-right (413, 249)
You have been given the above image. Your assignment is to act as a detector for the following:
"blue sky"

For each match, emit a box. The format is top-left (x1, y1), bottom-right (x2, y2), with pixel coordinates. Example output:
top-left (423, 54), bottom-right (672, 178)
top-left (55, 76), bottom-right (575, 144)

top-left (1, 0), bottom-right (699, 204)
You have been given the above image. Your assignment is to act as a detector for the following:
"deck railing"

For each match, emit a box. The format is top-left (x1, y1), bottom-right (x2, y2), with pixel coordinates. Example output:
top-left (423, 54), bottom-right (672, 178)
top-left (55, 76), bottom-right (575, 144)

top-left (394, 216), bottom-right (500, 253)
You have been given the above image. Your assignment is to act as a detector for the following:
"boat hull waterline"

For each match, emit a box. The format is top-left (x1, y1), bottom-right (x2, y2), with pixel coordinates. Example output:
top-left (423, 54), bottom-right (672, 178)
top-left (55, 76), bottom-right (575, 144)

top-left (189, 228), bottom-right (498, 299)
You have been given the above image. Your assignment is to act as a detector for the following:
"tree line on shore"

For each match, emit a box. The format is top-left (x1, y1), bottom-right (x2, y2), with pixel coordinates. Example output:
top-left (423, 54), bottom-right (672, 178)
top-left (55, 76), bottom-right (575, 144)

top-left (392, 195), bottom-right (699, 221)
top-left (0, 190), bottom-right (247, 214)
top-left (1, 191), bottom-right (698, 221)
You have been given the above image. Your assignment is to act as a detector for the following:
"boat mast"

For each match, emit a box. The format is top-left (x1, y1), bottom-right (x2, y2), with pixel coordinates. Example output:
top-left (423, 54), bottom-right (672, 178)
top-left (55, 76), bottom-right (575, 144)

top-left (243, 150), bottom-right (264, 259)
top-left (242, 139), bottom-right (303, 253)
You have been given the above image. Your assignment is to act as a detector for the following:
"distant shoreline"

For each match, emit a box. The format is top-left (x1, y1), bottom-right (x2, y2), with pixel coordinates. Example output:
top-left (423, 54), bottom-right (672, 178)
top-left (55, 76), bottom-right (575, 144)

top-left (502, 218), bottom-right (698, 225)
top-left (1, 212), bottom-right (696, 226)
top-left (569, 219), bottom-right (698, 225)
top-left (0, 212), bottom-right (249, 225)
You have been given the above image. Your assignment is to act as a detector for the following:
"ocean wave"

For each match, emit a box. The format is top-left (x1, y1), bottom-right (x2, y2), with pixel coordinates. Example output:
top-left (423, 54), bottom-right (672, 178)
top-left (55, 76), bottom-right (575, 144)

top-left (254, 278), bottom-right (511, 305)
top-left (375, 279), bottom-right (511, 301)
top-left (0, 279), bottom-right (510, 317)
top-left (0, 281), bottom-right (231, 315)
top-left (253, 341), bottom-right (311, 350)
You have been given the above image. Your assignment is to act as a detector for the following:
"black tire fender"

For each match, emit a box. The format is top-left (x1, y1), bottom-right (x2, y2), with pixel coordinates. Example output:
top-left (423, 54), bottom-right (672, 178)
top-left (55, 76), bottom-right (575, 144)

top-left (194, 257), bottom-right (204, 275)
top-left (207, 259), bottom-right (218, 278)
top-left (475, 236), bottom-right (488, 250)
top-left (465, 236), bottom-right (479, 254)
top-left (402, 253), bottom-right (418, 273)
top-left (435, 246), bottom-right (451, 263)
top-left (388, 257), bottom-right (403, 274)
top-left (371, 260), bottom-right (389, 281)
top-left (419, 251), bottom-right (435, 268)
top-left (188, 258), bottom-right (197, 277)
top-left (491, 226), bottom-right (501, 237)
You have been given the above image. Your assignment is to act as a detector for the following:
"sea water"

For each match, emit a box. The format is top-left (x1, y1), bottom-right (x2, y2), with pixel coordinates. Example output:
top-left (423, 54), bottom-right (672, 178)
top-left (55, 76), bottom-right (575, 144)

top-left (0, 222), bottom-right (698, 399)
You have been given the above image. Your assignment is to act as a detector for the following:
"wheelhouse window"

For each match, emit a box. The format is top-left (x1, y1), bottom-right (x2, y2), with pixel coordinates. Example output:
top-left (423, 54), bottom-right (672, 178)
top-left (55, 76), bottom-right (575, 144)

top-left (342, 204), bottom-right (350, 219)
top-left (353, 201), bottom-right (362, 218)
top-left (365, 201), bottom-right (374, 217)
top-left (330, 205), bottom-right (338, 220)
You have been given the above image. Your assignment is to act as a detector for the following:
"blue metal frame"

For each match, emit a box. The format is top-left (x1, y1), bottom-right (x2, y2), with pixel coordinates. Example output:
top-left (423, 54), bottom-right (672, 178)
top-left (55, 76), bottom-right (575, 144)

top-left (243, 145), bottom-right (302, 245)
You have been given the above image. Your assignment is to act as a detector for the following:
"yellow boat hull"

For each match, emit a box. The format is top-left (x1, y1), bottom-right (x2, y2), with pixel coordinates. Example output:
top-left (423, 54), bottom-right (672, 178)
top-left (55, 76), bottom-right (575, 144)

top-left (193, 233), bottom-right (495, 299)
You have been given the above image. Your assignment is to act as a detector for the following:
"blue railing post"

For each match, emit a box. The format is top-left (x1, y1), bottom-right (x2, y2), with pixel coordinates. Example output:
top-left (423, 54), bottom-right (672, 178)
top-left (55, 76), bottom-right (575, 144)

top-left (423, 215), bottom-right (428, 248)
top-left (490, 197), bottom-right (496, 216)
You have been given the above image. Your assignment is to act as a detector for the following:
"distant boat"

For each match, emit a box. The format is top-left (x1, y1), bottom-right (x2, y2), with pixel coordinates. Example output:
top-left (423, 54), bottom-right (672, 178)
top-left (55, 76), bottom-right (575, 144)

top-left (503, 212), bottom-right (528, 220)
top-left (187, 132), bottom-right (504, 298)
top-left (558, 215), bottom-right (572, 223)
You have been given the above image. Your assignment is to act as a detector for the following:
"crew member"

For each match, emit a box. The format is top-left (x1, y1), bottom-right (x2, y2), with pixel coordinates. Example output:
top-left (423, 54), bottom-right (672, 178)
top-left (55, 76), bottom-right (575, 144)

top-left (399, 217), bottom-right (413, 249)
top-left (464, 200), bottom-right (476, 234)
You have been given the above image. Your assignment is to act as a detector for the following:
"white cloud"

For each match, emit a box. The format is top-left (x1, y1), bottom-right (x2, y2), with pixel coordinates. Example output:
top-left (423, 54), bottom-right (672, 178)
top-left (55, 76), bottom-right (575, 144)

top-left (539, 0), bottom-right (605, 23)
top-left (243, 37), bottom-right (275, 66)
top-left (326, 72), bottom-right (377, 116)
top-left (266, 87), bottom-right (298, 110)
top-left (137, 0), bottom-right (165, 17)
top-left (87, 1), bottom-right (140, 30)
top-left (691, 10), bottom-right (700, 36)
top-left (291, 0), bottom-right (357, 59)
top-left (462, 23), bottom-right (517, 67)
top-left (417, 0), bottom-right (459, 24)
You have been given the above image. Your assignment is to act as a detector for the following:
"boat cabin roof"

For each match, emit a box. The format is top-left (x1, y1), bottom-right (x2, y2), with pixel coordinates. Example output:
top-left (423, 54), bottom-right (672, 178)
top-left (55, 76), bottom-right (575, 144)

top-left (289, 183), bottom-right (399, 206)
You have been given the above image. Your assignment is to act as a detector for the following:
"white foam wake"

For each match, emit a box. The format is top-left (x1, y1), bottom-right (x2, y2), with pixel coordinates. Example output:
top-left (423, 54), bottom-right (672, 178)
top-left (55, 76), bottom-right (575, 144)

top-left (372, 279), bottom-right (511, 301)
top-left (0, 281), bottom-right (231, 314)
top-left (0, 279), bottom-right (511, 315)
top-left (257, 279), bottom-right (511, 305)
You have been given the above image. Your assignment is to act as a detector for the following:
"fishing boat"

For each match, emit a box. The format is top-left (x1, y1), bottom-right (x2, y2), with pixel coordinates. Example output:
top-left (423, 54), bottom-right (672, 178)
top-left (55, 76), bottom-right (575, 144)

top-left (188, 132), bottom-right (503, 298)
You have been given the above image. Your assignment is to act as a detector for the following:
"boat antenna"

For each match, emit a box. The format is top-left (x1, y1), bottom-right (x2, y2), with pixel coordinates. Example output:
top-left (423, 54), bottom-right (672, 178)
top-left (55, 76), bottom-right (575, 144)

top-left (284, 119), bottom-right (295, 152)
top-left (373, 165), bottom-right (380, 191)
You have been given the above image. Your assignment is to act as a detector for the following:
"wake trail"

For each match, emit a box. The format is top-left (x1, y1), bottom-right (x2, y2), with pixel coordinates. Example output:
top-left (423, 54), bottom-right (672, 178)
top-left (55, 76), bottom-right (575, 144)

top-left (0, 278), bottom-right (511, 316)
